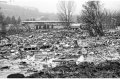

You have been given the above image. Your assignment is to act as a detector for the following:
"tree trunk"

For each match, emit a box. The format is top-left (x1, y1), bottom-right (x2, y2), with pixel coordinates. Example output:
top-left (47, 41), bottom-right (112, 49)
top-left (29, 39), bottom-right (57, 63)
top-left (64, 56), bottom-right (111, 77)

top-left (88, 26), bottom-right (96, 36)
top-left (96, 23), bottom-right (104, 36)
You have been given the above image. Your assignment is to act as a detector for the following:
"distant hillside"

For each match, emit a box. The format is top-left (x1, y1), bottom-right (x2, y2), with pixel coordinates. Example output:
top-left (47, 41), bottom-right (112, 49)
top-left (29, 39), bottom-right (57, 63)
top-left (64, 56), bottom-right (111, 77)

top-left (0, 3), bottom-right (58, 21)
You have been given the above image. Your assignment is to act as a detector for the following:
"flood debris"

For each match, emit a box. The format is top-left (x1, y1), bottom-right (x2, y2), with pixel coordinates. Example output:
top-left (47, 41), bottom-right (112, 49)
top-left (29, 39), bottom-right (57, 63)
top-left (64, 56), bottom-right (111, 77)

top-left (0, 66), bottom-right (10, 70)
top-left (0, 29), bottom-right (120, 78)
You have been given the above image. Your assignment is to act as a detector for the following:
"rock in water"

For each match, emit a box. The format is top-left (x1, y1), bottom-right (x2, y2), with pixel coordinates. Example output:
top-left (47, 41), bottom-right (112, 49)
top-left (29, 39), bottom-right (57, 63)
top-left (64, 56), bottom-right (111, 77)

top-left (7, 73), bottom-right (25, 78)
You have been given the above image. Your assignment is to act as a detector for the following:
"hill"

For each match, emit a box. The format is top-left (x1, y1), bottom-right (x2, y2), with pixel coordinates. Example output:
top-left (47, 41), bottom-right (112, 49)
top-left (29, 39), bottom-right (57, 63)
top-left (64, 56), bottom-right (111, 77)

top-left (0, 3), bottom-right (58, 21)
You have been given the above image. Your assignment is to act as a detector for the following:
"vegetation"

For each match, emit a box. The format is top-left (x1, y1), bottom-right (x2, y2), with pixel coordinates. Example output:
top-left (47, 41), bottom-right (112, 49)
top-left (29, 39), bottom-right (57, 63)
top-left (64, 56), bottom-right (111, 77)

top-left (0, 6), bottom-right (23, 37)
top-left (5, 16), bottom-right (21, 24)
top-left (1, 0), bottom-right (120, 78)
top-left (57, 1), bottom-right (75, 28)
top-left (0, 7), bottom-right (7, 39)
top-left (80, 1), bottom-right (105, 36)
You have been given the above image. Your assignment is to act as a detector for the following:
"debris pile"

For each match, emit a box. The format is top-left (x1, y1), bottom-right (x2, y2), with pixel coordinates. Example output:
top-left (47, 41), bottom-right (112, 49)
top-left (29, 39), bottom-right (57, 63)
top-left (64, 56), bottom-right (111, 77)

top-left (0, 29), bottom-right (120, 78)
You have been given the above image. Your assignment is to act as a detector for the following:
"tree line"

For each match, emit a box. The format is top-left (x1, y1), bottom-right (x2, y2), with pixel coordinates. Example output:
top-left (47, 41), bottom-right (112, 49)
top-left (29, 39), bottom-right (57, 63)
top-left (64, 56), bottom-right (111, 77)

top-left (0, 7), bottom-right (22, 39)
top-left (57, 0), bottom-right (120, 37)
top-left (5, 16), bottom-right (21, 25)
top-left (1, 0), bottom-right (120, 37)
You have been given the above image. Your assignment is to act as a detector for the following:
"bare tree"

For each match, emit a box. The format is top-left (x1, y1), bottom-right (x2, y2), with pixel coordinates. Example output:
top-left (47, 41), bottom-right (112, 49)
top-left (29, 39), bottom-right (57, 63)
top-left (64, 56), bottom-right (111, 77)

top-left (80, 1), bottom-right (105, 36)
top-left (102, 10), bottom-right (117, 29)
top-left (57, 1), bottom-right (75, 28)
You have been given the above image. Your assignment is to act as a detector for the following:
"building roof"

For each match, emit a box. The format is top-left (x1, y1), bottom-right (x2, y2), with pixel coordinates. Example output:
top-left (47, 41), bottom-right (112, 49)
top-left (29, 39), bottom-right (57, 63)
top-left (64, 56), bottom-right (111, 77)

top-left (70, 23), bottom-right (81, 28)
top-left (22, 21), bottom-right (73, 23)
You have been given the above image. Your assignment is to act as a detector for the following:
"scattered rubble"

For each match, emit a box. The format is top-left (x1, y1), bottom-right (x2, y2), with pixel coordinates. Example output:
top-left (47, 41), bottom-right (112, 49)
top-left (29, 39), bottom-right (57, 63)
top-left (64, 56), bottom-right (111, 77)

top-left (0, 29), bottom-right (120, 78)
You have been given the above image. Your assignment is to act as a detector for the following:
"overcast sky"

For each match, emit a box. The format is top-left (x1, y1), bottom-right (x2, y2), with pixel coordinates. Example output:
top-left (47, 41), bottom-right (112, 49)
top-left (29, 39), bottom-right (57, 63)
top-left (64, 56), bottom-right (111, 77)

top-left (2, 0), bottom-right (120, 14)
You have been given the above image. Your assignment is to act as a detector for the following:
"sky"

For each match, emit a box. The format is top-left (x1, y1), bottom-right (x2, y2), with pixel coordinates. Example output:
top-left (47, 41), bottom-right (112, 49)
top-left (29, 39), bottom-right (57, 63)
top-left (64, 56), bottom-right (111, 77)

top-left (1, 0), bottom-right (120, 14)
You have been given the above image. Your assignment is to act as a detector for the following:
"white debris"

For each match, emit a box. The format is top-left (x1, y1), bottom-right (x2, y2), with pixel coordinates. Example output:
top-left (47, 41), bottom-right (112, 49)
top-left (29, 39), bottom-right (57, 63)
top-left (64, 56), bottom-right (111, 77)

top-left (63, 44), bottom-right (70, 48)
top-left (26, 55), bottom-right (35, 61)
top-left (81, 48), bottom-right (87, 54)
top-left (29, 35), bottom-right (33, 38)
top-left (15, 51), bottom-right (19, 54)
top-left (46, 57), bottom-right (59, 68)
top-left (11, 53), bottom-right (16, 55)
top-left (89, 52), bottom-right (94, 55)
top-left (21, 55), bottom-right (35, 65)
top-left (76, 55), bottom-right (85, 65)
top-left (30, 45), bottom-right (37, 47)
top-left (78, 39), bottom-right (82, 45)
top-left (42, 52), bottom-right (48, 54)
top-left (10, 50), bottom-right (15, 52)
top-left (78, 40), bottom-right (89, 47)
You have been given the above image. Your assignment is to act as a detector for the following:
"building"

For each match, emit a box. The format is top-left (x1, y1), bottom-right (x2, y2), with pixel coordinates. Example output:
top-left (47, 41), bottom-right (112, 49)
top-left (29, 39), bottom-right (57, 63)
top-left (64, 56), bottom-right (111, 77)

top-left (70, 23), bottom-right (81, 30)
top-left (22, 21), bottom-right (73, 30)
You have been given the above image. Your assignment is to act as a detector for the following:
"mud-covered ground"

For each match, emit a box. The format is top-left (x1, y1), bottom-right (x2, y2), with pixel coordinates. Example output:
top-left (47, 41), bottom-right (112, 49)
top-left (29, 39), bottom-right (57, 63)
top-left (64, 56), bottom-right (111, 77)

top-left (1, 29), bottom-right (120, 78)
top-left (27, 61), bottom-right (120, 78)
